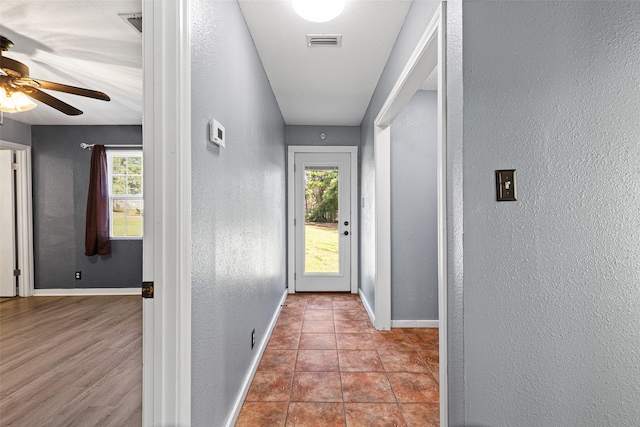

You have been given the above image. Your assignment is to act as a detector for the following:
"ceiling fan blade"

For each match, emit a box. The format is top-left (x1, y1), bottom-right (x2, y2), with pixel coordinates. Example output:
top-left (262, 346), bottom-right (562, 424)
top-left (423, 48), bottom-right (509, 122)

top-left (31, 79), bottom-right (110, 101)
top-left (20, 87), bottom-right (83, 116)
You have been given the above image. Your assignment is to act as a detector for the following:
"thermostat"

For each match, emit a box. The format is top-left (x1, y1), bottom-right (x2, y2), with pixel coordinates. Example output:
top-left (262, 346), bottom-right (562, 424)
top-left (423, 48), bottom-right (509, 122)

top-left (209, 119), bottom-right (225, 148)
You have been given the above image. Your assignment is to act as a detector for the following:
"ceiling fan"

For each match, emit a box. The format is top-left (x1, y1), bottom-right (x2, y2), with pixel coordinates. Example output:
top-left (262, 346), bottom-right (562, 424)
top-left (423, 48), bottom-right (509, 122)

top-left (0, 36), bottom-right (110, 115)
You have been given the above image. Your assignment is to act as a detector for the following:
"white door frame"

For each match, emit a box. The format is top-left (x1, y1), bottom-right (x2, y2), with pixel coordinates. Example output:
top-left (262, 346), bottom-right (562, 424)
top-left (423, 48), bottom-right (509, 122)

top-left (142, 0), bottom-right (192, 426)
top-left (0, 139), bottom-right (34, 298)
top-left (287, 145), bottom-right (359, 294)
top-left (372, 5), bottom-right (448, 425)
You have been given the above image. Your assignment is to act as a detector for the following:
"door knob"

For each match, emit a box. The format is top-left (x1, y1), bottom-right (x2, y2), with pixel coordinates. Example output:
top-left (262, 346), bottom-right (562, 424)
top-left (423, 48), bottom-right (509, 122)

top-left (343, 231), bottom-right (349, 236)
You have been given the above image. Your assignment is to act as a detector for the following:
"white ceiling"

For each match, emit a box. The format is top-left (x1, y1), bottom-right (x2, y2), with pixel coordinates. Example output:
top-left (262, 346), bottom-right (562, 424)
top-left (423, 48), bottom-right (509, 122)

top-left (1, 1), bottom-right (420, 127)
top-left (0, 1), bottom-right (142, 125)
top-left (238, 0), bottom-right (412, 126)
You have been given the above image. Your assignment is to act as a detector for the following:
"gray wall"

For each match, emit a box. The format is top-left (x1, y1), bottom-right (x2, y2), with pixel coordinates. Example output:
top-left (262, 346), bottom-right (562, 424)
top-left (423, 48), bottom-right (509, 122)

top-left (359, 0), bottom-right (441, 315)
top-left (0, 117), bottom-right (31, 146)
top-left (463, 2), bottom-right (640, 425)
top-left (286, 125), bottom-right (360, 147)
top-left (190, 0), bottom-right (286, 425)
top-left (31, 126), bottom-right (142, 289)
top-left (390, 90), bottom-right (438, 321)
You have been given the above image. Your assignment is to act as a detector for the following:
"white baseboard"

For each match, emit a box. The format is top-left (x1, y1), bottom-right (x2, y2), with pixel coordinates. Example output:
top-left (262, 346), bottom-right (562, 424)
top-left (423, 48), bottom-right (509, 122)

top-left (391, 319), bottom-right (439, 328)
top-left (359, 289), bottom-right (375, 327)
top-left (225, 288), bottom-right (288, 427)
top-left (33, 288), bottom-right (140, 296)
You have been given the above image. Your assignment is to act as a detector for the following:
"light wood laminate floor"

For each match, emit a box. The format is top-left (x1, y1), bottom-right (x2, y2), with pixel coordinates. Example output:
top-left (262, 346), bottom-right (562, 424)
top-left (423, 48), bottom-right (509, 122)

top-left (0, 296), bottom-right (141, 427)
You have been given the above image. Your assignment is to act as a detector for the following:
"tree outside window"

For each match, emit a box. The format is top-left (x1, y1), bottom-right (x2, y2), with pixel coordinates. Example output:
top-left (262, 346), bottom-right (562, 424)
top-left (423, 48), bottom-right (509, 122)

top-left (108, 151), bottom-right (143, 238)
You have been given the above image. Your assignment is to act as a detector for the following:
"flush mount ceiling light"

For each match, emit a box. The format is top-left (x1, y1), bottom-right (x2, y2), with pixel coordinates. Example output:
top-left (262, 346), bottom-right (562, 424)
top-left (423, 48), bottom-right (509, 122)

top-left (293, 0), bottom-right (345, 23)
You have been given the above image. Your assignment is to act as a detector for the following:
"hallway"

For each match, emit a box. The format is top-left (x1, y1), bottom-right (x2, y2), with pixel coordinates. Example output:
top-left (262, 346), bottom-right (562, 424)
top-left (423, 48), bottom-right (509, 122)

top-left (237, 293), bottom-right (439, 426)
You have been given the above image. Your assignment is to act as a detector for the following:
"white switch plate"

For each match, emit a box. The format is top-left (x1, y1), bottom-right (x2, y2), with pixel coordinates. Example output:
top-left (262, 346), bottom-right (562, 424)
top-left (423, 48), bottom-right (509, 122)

top-left (209, 119), bottom-right (225, 148)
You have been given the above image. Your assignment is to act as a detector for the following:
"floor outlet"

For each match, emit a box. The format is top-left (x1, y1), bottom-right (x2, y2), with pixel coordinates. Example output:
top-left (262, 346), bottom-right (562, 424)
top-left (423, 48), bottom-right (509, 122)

top-left (75, 271), bottom-right (81, 280)
top-left (251, 328), bottom-right (256, 349)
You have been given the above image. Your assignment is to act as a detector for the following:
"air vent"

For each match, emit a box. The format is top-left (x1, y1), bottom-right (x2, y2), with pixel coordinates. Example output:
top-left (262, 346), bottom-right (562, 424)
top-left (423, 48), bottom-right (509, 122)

top-left (119, 13), bottom-right (143, 34)
top-left (306, 34), bottom-right (342, 47)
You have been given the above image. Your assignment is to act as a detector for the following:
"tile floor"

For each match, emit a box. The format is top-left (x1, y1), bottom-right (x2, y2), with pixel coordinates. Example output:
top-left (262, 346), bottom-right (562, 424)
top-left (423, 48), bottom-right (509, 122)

top-left (237, 293), bottom-right (439, 427)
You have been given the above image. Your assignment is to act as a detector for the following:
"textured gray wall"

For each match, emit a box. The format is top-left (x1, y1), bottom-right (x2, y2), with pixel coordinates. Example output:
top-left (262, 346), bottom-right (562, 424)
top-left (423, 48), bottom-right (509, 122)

top-left (390, 90), bottom-right (438, 321)
top-left (286, 125), bottom-right (360, 147)
top-left (444, 1), bottom-right (465, 424)
top-left (31, 125), bottom-right (142, 289)
top-left (463, 2), bottom-right (640, 425)
top-left (0, 117), bottom-right (31, 146)
top-left (359, 0), bottom-right (441, 315)
top-left (190, 0), bottom-right (287, 425)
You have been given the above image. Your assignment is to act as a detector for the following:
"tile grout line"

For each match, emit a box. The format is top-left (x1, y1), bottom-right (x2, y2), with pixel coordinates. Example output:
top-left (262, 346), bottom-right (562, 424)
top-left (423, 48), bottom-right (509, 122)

top-left (285, 298), bottom-right (306, 425)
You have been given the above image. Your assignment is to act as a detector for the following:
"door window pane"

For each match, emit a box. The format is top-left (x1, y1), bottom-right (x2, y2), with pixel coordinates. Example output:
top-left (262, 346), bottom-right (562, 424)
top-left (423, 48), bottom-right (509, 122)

top-left (304, 167), bottom-right (339, 273)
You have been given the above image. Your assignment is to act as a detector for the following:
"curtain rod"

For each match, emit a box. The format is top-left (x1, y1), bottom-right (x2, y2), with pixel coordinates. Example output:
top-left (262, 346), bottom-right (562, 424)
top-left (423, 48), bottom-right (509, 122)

top-left (80, 143), bottom-right (143, 150)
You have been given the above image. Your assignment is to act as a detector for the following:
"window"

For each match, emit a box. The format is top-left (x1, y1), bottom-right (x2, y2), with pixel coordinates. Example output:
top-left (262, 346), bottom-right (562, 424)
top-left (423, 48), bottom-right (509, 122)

top-left (108, 151), bottom-right (143, 239)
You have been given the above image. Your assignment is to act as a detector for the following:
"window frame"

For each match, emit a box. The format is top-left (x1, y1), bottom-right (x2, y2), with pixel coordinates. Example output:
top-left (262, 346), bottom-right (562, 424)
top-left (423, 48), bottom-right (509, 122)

top-left (107, 149), bottom-right (144, 240)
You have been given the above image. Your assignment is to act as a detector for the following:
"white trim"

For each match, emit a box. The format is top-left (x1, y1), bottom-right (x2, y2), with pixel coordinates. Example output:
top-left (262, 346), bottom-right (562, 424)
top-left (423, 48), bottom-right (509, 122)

top-left (371, 5), bottom-right (448, 426)
top-left (33, 288), bottom-right (140, 296)
top-left (436, 5), bottom-right (449, 426)
top-left (225, 289), bottom-right (288, 427)
top-left (373, 125), bottom-right (391, 330)
top-left (287, 145), bottom-right (359, 294)
top-left (0, 140), bottom-right (34, 298)
top-left (390, 319), bottom-right (439, 328)
top-left (142, 0), bottom-right (192, 426)
top-left (359, 288), bottom-right (375, 326)
top-left (287, 148), bottom-right (295, 294)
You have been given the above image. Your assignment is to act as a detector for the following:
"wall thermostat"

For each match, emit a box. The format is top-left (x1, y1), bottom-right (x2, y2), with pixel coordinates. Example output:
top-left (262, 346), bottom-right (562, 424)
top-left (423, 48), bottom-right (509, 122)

top-left (209, 119), bottom-right (225, 148)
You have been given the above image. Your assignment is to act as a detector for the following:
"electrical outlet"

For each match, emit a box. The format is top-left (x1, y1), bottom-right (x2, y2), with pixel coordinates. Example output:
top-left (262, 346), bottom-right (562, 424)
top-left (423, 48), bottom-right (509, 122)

top-left (251, 328), bottom-right (256, 349)
top-left (75, 271), bottom-right (82, 280)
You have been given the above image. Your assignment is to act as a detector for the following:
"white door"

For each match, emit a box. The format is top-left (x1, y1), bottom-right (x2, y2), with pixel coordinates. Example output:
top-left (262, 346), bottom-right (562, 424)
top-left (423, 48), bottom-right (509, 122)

top-left (294, 152), bottom-right (351, 292)
top-left (0, 150), bottom-right (16, 297)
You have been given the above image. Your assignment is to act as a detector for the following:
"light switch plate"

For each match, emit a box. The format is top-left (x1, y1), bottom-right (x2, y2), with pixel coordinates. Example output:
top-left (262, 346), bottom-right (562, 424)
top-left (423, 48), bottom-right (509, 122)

top-left (496, 169), bottom-right (517, 201)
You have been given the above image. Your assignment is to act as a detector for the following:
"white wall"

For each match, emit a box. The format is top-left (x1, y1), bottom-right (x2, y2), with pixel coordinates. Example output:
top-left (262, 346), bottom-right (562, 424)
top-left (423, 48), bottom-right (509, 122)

top-left (463, 2), bottom-right (640, 424)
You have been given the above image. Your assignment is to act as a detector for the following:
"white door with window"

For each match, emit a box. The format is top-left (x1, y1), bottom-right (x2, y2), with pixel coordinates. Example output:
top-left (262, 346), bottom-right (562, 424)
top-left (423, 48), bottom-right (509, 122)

top-left (293, 151), bottom-right (354, 292)
top-left (0, 150), bottom-right (16, 297)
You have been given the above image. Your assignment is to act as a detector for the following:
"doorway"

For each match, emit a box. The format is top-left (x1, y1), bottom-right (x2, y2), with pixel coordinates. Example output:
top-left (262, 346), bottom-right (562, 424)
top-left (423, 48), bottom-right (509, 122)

top-left (288, 146), bottom-right (358, 294)
top-left (372, 5), bottom-right (448, 425)
top-left (0, 140), bottom-right (33, 298)
top-left (0, 149), bottom-right (15, 297)
top-left (294, 152), bottom-right (351, 292)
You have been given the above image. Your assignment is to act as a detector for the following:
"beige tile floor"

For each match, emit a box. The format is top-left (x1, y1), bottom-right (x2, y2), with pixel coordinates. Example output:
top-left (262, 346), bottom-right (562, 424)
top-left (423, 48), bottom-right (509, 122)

top-left (237, 293), bottom-right (439, 426)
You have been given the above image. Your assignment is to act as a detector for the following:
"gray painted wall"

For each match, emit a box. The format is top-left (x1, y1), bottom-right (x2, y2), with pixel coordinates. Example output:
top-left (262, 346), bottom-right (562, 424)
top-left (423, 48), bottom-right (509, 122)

top-left (0, 117), bottom-right (31, 146)
top-left (390, 90), bottom-right (438, 321)
top-left (463, 2), bottom-right (640, 425)
top-left (190, 0), bottom-right (286, 425)
top-left (444, 1), bottom-right (465, 424)
top-left (31, 125), bottom-right (142, 289)
top-left (286, 125), bottom-right (360, 147)
top-left (359, 0), bottom-right (441, 315)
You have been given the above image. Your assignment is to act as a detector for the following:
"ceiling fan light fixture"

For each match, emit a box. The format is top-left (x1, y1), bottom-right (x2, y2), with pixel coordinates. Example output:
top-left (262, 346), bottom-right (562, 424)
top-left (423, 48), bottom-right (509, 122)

top-left (0, 86), bottom-right (36, 113)
top-left (293, 0), bottom-right (345, 23)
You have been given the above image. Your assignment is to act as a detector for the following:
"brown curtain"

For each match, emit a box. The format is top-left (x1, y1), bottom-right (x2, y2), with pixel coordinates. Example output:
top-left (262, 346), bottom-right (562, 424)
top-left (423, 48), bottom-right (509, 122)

top-left (85, 145), bottom-right (111, 256)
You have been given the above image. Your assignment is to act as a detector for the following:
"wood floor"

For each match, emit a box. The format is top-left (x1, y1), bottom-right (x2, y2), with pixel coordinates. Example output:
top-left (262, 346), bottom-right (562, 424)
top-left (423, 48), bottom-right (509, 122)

top-left (0, 296), bottom-right (142, 427)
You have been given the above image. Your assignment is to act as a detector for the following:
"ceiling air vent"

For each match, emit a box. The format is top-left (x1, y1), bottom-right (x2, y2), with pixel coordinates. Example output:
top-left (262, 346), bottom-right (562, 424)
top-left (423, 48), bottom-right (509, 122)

top-left (306, 34), bottom-right (342, 47)
top-left (119, 13), bottom-right (143, 34)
